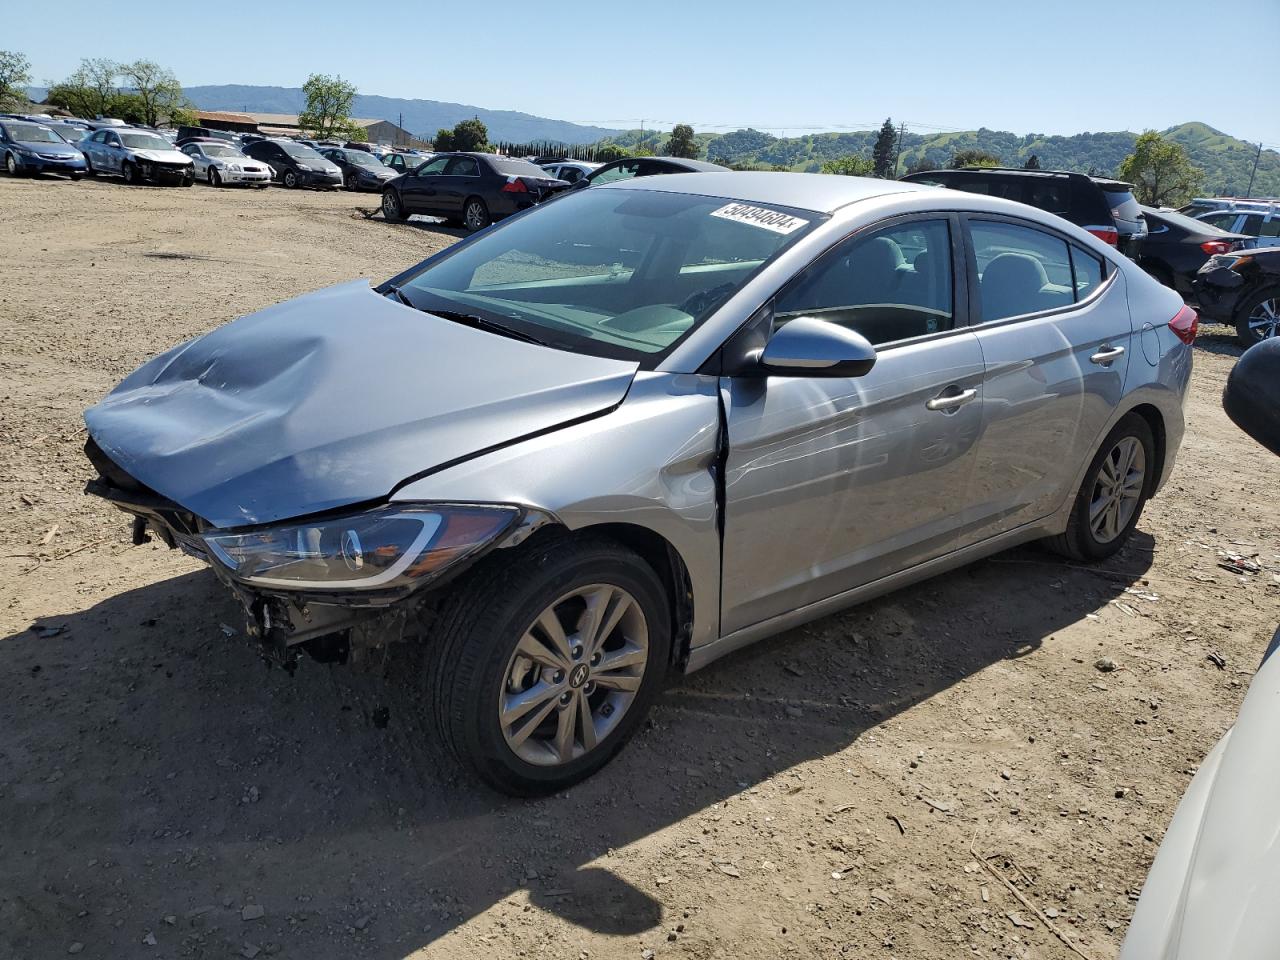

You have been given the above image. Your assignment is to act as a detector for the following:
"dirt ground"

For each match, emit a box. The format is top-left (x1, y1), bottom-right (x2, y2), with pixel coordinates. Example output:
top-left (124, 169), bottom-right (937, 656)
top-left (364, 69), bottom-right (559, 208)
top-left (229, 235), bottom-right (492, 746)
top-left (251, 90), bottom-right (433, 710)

top-left (2, 173), bottom-right (1278, 960)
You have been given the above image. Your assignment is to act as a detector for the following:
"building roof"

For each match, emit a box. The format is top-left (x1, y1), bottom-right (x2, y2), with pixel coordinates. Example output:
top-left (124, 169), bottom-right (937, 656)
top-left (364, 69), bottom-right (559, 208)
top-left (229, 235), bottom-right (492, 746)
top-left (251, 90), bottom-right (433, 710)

top-left (195, 110), bottom-right (257, 124)
top-left (240, 112), bottom-right (385, 129)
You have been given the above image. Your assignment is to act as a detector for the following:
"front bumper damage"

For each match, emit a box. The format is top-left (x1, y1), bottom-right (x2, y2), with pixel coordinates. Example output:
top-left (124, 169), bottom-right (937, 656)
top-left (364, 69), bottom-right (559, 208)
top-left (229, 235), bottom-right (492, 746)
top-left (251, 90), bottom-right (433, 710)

top-left (84, 438), bottom-right (546, 671)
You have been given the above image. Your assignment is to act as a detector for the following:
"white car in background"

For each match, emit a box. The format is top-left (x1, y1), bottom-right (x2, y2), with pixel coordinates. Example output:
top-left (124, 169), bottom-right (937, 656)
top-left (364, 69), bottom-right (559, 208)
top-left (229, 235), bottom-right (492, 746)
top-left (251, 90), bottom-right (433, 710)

top-left (181, 141), bottom-right (272, 188)
top-left (538, 159), bottom-right (600, 184)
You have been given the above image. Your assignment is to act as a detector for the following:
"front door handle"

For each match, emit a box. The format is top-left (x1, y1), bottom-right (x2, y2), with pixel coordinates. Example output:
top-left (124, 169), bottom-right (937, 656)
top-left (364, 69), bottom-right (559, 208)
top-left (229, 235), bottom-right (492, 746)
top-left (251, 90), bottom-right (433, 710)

top-left (1090, 345), bottom-right (1126, 365)
top-left (925, 387), bottom-right (978, 412)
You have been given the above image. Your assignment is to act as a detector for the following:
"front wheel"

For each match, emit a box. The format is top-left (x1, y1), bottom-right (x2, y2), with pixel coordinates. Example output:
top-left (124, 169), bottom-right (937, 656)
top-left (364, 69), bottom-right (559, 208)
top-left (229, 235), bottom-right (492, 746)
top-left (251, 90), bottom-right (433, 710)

top-left (4, 152), bottom-right (19, 176)
top-left (1045, 413), bottom-right (1155, 561)
top-left (122, 161), bottom-right (139, 185)
top-left (464, 197), bottom-right (491, 232)
top-left (282, 169), bottom-right (298, 189)
top-left (210, 168), bottom-right (222, 187)
top-left (381, 189), bottom-right (406, 221)
top-left (1235, 287), bottom-right (1280, 347)
top-left (426, 535), bottom-right (671, 795)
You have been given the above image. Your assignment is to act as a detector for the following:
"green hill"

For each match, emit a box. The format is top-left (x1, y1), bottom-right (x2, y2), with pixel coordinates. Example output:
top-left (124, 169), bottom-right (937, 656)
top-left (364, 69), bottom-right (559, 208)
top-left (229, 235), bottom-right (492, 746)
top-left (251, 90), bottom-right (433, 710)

top-left (601, 122), bottom-right (1279, 197)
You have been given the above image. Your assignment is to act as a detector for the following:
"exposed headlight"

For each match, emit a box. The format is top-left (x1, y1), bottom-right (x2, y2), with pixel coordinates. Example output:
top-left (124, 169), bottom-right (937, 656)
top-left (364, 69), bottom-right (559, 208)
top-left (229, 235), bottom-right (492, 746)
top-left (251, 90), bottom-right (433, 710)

top-left (227, 163), bottom-right (242, 172)
top-left (202, 504), bottom-right (518, 591)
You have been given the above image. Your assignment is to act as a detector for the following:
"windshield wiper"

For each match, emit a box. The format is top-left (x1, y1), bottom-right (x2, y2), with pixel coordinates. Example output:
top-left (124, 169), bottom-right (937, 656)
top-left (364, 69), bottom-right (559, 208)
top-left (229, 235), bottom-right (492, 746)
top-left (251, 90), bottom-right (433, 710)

top-left (385, 284), bottom-right (415, 307)
top-left (424, 308), bottom-right (549, 347)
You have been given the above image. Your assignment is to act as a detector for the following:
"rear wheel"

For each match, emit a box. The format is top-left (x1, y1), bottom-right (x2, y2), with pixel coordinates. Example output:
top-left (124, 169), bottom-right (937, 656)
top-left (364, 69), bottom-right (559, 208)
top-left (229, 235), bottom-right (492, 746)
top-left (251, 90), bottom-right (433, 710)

top-left (1235, 287), bottom-right (1280, 347)
top-left (464, 197), bottom-right (491, 232)
top-left (1045, 413), bottom-right (1154, 561)
top-left (426, 535), bottom-right (671, 795)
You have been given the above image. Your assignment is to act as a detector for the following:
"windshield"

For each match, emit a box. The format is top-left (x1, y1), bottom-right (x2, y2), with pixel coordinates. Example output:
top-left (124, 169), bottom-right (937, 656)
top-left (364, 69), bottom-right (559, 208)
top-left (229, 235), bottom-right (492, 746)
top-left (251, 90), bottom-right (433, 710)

top-left (203, 144), bottom-right (241, 158)
top-left (347, 150), bottom-right (381, 168)
top-left (54, 126), bottom-right (86, 143)
top-left (398, 188), bottom-right (820, 363)
top-left (119, 132), bottom-right (171, 150)
top-left (7, 123), bottom-right (63, 143)
top-left (282, 142), bottom-right (322, 159)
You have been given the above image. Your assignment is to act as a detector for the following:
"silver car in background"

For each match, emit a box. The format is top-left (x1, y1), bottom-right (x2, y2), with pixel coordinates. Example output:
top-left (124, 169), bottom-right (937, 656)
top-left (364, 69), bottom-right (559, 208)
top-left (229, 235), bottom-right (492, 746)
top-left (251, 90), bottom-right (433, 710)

top-left (82, 173), bottom-right (1194, 794)
top-left (80, 127), bottom-right (194, 186)
top-left (180, 140), bottom-right (272, 188)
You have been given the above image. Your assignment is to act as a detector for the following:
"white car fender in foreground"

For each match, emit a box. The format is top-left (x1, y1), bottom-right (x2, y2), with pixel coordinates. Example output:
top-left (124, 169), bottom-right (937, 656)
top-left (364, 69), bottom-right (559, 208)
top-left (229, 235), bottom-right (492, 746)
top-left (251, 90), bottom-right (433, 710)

top-left (1121, 634), bottom-right (1280, 960)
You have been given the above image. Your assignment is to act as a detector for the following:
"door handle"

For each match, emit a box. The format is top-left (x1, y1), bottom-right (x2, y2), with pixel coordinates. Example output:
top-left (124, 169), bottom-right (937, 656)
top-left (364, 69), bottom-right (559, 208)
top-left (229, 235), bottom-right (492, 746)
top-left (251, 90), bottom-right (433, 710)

top-left (925, 388), bottom-right (978, 411)
top-left (1090, 345), bottom-right (1126, 365)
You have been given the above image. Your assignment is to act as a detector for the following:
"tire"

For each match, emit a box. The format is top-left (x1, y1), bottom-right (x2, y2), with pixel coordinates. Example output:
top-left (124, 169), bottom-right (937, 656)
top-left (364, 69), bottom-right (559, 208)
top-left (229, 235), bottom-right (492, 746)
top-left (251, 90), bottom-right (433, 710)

top-left (1045, 413), bottom-right (1155, 562)
top-left (381, 189), bottom-right (406, 221)
top-left (426, 534), bottom-right (672, 795)
top-left (345, 173), bottom-right (358, 191)
top-left (122, 161), bottom-right (139, 185)
top-left (4, 152), bottom-right (19, 176)
top-left (69, 172), bottom-right (82, 181)
top-left (282, 169), bottom-right (298, 189)
top-left (182, 175), bottom-right (194, 187)
top-left (1234, 286), bottom-right (1280, 347)
top-left (209, 168), bottom-right (222, 188)
top-left (463, 197), bottom-right (491, 232)
top-left (83, 158), bottom-right (96, 177)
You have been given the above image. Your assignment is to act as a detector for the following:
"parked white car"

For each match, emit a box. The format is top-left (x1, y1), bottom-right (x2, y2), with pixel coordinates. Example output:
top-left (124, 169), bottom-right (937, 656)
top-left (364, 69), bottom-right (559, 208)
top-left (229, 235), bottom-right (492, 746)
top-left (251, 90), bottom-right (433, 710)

top-left (539, 159), bottom-right (600, 184)
top-left (180, 141), bottom-right (272, 188)
top-left (1193, 207), bottom-right (1280, 249)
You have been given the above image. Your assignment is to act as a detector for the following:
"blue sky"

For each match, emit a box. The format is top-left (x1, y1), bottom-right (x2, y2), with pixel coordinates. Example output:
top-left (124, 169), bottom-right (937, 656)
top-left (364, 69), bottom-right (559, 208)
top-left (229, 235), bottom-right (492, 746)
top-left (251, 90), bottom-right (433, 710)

top-left (11, 0), bottom-right (1280, 146)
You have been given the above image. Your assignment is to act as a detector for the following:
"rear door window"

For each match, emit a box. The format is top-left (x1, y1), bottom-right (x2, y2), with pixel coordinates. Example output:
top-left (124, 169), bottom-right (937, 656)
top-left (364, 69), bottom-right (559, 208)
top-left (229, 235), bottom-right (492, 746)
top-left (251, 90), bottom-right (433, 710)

top-left (446, 156), bottom-right (480, 176)
top-left (1258, 215), bottom-right (1280, 238)
top-left (968, 220), bottom-right (1075, 322)
top-left (1201, 212), bottom-right (1241, 230)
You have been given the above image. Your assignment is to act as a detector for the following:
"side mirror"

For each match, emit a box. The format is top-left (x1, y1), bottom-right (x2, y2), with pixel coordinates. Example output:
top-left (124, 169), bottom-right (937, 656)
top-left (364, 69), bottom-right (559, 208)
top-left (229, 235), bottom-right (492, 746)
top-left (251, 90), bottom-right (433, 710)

top-left (758, 317), bottom-right (877, 378)
top-left (1223, 337), bottom-right (1280, 456)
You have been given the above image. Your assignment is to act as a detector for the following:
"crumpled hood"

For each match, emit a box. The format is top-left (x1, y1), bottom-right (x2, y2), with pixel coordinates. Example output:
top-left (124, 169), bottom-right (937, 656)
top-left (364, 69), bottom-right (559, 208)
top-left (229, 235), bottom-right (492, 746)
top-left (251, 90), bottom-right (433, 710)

top-left (85, 280), bottom-right (638, 528)
top-left (131, 148), bottom-right (192, 164)
top-left (1120, 629), bottom-right (1280, 960)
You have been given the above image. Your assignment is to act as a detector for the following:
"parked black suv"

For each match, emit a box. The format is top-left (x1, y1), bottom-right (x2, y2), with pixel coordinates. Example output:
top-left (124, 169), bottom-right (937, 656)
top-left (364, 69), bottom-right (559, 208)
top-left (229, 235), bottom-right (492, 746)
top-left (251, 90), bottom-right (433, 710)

top-left (900, 167), bottom-right (1147, 256)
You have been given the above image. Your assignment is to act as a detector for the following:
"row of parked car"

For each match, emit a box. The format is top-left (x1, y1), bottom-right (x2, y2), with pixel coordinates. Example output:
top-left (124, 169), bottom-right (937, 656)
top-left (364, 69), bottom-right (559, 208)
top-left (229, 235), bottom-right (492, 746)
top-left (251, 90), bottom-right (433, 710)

top-left (4, 111), bottom-right (1276, 345)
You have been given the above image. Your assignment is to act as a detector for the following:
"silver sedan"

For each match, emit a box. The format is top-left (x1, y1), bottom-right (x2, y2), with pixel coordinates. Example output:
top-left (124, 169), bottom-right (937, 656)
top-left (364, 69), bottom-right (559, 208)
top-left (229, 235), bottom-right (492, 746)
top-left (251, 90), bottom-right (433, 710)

top-left (180, 141), bottom-right (272, 187)
top-left (83, 172), bottom-right (1194, 794)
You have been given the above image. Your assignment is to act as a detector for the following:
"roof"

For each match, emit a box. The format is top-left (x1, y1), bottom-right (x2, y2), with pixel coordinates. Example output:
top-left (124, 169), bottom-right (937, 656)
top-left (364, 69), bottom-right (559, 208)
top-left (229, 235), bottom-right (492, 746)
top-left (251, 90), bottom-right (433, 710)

top-left (607, 171), bottom-right (928, 214)
top-left (195, 110), bottom-right (257, 124)
top-left (241, 112), bottom-right (388, 129)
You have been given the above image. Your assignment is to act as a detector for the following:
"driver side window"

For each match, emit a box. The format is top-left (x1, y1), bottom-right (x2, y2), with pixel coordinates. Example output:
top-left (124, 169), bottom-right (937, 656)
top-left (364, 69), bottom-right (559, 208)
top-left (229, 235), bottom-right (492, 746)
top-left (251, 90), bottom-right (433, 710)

top-left (775, 219), bottom-right (955, 346)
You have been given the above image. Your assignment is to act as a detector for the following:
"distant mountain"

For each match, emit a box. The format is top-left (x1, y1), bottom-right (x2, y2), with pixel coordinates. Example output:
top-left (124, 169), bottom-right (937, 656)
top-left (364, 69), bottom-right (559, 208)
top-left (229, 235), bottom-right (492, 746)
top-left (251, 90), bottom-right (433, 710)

top-left (181, 85), bottom-right (619, 145)
top-left (637, 121), bottom-right (1280, 196)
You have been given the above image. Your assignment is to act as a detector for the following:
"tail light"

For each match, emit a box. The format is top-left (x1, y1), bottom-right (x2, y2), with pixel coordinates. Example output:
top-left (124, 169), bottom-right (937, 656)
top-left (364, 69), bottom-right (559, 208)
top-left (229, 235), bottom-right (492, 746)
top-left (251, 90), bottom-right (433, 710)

top-left (1087, 226), bottom-right (1120, 246)
top-left (1200, 240), bottom-right (1234, 256)
top-left (501, 177), bottom-right (528, 194)
top-left (1169, 304), bottom-right (1198, 345)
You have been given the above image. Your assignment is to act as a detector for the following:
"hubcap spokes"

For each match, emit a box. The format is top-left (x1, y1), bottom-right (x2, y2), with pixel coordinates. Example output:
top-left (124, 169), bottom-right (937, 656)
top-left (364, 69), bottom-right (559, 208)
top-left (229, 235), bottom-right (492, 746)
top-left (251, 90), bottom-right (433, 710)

top-left (1248, 298), bottom-right (1279, 340)
top-left (1089, 437), bottom-right (1145, 543)
top-left (467, 204), bottom-right (483, 229)
top-left (499, 584), bottom-right (648, 767)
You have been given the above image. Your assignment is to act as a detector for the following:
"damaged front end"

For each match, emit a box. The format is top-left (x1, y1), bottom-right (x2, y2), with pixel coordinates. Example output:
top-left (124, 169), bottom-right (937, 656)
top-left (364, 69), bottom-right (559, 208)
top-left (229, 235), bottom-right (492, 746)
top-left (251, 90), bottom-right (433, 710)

top-left (85, 437), bottom-right (543, 671)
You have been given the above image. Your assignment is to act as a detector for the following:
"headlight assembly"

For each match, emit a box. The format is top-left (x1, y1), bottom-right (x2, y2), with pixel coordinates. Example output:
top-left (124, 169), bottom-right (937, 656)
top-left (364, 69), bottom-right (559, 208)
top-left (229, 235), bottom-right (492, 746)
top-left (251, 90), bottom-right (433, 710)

top-left (202, 504), bottom-right (519, 592)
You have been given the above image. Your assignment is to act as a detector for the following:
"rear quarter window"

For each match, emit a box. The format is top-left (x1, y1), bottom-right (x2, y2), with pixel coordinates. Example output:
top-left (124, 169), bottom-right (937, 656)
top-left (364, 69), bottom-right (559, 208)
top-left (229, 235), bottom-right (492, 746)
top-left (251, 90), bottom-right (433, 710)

top-left (1102, 189), bottom-right (1142, 223)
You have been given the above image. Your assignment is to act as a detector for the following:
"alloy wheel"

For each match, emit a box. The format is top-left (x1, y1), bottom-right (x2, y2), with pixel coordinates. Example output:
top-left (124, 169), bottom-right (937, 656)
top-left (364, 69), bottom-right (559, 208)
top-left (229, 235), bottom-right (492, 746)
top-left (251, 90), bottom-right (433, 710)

top-left (5, 153), bottom-right (15, 175)
top-left (382, 191), bottom-right (399, 219)
top-left (466, 200), bottom-right (487, 231)
top-left (1089, 436), bottom-right (1145, 544)
top-left (1246, 296), bottom-right (1280, 341)
top-left (498, 584), bottom-right (648, 767)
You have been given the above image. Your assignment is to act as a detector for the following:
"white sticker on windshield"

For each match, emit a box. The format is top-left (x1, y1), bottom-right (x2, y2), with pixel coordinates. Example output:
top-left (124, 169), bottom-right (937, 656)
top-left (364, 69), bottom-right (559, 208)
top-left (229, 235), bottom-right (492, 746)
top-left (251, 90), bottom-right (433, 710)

top-left (710, 202), bottom-right (809, 235)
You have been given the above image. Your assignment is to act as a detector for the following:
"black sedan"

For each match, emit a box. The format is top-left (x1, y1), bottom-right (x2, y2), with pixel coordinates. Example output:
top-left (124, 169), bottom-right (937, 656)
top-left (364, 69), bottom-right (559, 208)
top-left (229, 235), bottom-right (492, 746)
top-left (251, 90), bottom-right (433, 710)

top-left (1137, 206), bottom-right (1251, 297)
top-left (572, 155), bottom-right (729, 190)
top-left (380, 153), bottom-right (568, 232)
top-left (1194, 248), bottom-right (1280, 346)
top-left (320, 147), bottom-right (398, 192)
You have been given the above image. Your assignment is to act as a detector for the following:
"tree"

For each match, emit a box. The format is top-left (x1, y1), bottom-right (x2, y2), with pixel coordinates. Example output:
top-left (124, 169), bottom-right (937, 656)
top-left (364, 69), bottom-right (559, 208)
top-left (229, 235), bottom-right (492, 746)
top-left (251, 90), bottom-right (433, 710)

top-left (433, 128), bottom-right (455, 151)
top-left (0, 50), bottom-right (32, 111)
top-left (1023, 154), bottom-right (1041, 169)
top-left (872, 117), bottom-right (897, 178)
top-left (1118, 130), bottom-right (1203, 207)
top-left (821, 154), bottom-right (875, 177)
top-left (298, 73), bottom-right (361, 140)
top-left (594, 143), bottom-right (630, 163)
top-left (667, 123), bottom-right (698, 159)
top-left (451, 118), bottom-right (489, 152)
top-left (904, 156), bottom-right (937, 176)
top-left (46, 58), bottom-right (119, 118)
top-left (951, 149), bottom-right (1001, 168)
top-left (118, 60), bottom-right (192, 127)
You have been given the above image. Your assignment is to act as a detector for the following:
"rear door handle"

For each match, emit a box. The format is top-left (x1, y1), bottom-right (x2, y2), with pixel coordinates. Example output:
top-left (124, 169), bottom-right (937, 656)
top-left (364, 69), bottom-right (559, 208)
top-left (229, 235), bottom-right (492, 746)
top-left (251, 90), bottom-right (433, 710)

top-left (925, 388), bottom-right (978, 411)
top-left (1090, 345), bottom-right (1126, 365)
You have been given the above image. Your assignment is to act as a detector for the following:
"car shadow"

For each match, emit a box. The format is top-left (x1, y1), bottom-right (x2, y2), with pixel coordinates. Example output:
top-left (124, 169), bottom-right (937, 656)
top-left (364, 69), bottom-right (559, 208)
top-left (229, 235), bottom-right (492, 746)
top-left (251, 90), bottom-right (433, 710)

top-left (0, 534), bottom-right (1153, 956)
top-left (1194, 325), bottom-right (1245, 358)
